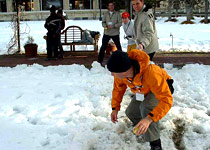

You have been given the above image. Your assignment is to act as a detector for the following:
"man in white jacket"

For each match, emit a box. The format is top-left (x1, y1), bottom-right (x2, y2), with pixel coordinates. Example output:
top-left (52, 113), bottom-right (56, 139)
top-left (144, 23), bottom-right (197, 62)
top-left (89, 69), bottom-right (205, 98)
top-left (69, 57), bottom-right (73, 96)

top-left (121, 12), bottom-right (136, 52)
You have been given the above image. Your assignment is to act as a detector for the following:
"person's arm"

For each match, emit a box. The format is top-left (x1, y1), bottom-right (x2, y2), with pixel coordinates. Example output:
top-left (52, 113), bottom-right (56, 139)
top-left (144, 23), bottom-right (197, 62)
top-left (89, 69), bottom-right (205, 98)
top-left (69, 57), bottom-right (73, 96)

top-left (111, 77), bottom-right (127, 111)
top-left (147, 67), bottom-right (173, 122)
top-left (114, 12), bottom-right (122, 28)
top-left (44, 18), bottom-right (49, 29)
top-left (133, 116), bottom-right (153, 135)
top-left (102, 13), bottom-right (107, 28)
top-left (110, 77), bottom-right (127, 124)
top-left (137, 15), bottom-right (155, 49)
top-left (111, 110), bottom-right (118, 123)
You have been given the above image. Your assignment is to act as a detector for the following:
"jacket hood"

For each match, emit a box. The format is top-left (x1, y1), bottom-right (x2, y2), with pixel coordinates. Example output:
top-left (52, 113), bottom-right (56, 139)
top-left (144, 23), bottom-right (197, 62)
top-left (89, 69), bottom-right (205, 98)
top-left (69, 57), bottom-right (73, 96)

top-left (128, 49), bottom-right (150, 75)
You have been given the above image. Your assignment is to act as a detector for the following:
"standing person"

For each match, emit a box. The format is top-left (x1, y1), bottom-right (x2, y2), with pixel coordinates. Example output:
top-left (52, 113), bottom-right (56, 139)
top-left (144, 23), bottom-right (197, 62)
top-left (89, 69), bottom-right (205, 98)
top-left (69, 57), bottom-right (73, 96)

top-left (98, 1), bottom-right (122, 65)
top-left (107, 50), bottom-right (174, 150)
top-left (57, 8), bottom-right (65, 59)
top-left (44, 5), bottom-right (61, 60)
top-left (121, 12), bottom-right (136, 52)
top-left (132, 0), bottom-right (159, 61)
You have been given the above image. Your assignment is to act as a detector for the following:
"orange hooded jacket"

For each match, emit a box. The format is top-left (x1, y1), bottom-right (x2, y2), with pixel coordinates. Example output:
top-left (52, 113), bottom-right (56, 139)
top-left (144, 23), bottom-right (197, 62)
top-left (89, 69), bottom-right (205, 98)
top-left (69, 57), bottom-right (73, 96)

top-left (111, 49), bottom-right (173, 122)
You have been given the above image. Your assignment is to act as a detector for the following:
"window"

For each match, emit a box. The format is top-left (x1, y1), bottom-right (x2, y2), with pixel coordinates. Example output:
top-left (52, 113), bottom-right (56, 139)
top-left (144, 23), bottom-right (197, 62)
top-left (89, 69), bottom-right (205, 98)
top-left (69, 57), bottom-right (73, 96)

top-left (42, 0), bottom-right (63, 10)
top-left (0, 0), bottom-right (7, 12)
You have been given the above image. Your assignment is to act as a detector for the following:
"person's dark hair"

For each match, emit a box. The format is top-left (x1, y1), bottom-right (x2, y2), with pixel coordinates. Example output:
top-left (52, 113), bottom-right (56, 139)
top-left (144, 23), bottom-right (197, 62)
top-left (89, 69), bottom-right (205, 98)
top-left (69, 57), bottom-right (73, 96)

top-left (131, 59), bottom-right (140, 77)
top-left (107, 51), bottom-right (132, 73)
top-left (57, 9), bottom-right (63, 15)
top-left (50, 5), bottom-right (56, 12)
top-left (107, 1), bottom-right (115, 6)
top-left (107, 51), bottom-right (140, 75)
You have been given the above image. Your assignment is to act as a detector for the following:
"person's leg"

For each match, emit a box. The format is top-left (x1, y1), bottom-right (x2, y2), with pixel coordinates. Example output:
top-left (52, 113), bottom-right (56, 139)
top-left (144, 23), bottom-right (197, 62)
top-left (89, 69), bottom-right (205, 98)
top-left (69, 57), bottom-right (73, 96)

top-left (58, 34), bottom-right (64, 58)
top-left (46, 33), bottom-right (53, 59)
top-left (139, 92), bottom-right (162, 149)
top-left (53, 34), bottom-right (59, 59)
top-left (148, 52), bottom-right (156, 61)
top-left (125, 95), bottom-right (142, 126)
top-left (111, 35), bottom-right (122, 51)
top-left (98, 34), bottom-right (110, 64)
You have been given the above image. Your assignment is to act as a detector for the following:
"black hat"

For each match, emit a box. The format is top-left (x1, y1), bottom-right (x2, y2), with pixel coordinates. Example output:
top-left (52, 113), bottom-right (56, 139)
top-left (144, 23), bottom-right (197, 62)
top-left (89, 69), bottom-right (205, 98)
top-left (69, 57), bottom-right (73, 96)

top-left (107, 51), bottom-right (132, 73)
top-left (50, 5), bottom-right (56, 12)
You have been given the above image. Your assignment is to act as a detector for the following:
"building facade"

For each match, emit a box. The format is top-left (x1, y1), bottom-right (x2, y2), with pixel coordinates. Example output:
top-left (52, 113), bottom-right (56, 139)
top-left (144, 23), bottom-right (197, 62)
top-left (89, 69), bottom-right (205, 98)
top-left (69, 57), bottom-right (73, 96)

top-left (0, 0), bottom-right (103, 12)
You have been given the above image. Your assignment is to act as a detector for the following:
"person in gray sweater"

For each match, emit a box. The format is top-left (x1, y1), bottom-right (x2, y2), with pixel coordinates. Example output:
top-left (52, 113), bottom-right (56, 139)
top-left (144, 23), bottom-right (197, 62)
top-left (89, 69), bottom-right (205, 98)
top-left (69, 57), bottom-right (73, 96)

top-left (132, 0), bottom-right (159, 61)
top-left (98, 1), bottom-right (122, 64)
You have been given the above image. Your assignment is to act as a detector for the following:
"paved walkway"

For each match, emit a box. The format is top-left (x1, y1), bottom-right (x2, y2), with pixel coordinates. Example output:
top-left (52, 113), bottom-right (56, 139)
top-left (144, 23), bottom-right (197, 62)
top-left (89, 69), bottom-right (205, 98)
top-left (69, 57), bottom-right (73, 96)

top-left (0, 52), bottom-right (210, 68)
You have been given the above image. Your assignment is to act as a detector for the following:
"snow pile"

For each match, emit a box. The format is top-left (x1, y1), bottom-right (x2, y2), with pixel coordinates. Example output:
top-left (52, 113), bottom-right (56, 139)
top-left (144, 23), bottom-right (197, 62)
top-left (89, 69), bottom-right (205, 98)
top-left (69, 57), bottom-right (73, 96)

top-left (0, 62), bottom-right (210, 150)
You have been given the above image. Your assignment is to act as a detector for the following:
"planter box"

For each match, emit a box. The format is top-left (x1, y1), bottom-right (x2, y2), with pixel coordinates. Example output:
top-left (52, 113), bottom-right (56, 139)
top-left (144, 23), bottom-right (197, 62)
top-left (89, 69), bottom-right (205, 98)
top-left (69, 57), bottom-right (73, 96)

top-left (24, 44), bottom-right (38, 57)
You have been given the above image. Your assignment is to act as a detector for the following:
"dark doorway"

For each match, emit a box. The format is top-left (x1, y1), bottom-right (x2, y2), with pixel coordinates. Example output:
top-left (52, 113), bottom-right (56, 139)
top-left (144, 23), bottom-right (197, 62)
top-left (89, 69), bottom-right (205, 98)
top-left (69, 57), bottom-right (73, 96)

top-left (0, 0), bottom-right (7, 12)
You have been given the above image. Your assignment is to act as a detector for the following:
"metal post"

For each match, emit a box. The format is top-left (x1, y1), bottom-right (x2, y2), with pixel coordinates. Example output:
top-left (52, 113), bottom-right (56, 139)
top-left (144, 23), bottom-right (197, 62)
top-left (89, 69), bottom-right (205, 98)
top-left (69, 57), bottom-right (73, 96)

top-left (170, 33), bottom-right (173, 49)
top-left (99, 0), bottom-right (102, 21)
top-left (40, 0), bottom-right (42, 11)
top-left (30, 0), bottom-right (32, 11)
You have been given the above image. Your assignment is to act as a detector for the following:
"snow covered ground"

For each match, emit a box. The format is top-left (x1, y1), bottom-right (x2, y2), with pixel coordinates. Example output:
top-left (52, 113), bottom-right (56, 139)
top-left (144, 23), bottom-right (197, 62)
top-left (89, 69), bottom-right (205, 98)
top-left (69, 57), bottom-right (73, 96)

top-left (0, 17), bottom-right (210, 150)
top-left (0, 17), bottom-right (210, 55)
top-left (0, 63), bottom-right (210, 150)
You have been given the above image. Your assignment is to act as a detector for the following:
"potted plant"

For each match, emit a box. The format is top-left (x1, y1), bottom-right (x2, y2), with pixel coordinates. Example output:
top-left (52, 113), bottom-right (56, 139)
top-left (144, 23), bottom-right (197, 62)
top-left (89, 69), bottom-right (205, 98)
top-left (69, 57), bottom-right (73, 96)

top-left (24, 36), bottom-right (38, 57)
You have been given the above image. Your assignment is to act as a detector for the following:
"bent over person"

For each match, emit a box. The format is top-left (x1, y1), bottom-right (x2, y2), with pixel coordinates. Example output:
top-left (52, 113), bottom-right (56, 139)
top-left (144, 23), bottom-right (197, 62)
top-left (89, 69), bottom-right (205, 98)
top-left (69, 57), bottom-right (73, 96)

top-left (107, 50), bottom-right (174, 150)
top-left (98, 1), bottom-right (122, 65)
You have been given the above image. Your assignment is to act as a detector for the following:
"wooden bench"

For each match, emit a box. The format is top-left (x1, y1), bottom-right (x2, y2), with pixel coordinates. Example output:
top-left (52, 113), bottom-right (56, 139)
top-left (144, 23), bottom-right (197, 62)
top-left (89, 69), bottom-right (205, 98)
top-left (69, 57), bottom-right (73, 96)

top-left (60, 25), bottom-right (100, 55)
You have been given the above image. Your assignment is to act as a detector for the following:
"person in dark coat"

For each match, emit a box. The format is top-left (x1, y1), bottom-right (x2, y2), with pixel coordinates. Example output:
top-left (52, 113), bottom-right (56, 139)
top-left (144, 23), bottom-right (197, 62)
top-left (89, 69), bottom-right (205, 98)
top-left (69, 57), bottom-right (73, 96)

top-left (57, 9), bottom-right (65, 59)
top-left (44, 5), bottom-right (61, 60)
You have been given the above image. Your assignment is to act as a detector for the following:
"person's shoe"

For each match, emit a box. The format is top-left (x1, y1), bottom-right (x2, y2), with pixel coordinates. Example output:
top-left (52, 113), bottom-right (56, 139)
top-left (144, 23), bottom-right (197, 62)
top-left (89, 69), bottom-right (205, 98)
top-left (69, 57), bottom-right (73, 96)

top-left (45, 58), bottom-right (51, 61)
top-left (58, 54), bottom-right (64, 59)
top-left (150, 146), bottom-right (162, 150)
top-left (150, 139), bottom-right (162, 150)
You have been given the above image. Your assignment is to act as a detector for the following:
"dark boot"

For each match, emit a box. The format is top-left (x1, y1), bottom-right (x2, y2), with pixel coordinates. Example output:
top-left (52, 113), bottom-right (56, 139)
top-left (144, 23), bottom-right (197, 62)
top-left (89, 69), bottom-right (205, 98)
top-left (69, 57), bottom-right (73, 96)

top-left (150, 139), bottom-right (162, 150)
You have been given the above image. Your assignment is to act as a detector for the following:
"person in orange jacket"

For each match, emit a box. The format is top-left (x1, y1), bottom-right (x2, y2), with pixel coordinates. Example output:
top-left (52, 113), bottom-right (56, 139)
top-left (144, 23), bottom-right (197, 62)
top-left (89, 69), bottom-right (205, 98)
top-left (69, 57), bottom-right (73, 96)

top-left (107, 49), bottom-right (174, 150)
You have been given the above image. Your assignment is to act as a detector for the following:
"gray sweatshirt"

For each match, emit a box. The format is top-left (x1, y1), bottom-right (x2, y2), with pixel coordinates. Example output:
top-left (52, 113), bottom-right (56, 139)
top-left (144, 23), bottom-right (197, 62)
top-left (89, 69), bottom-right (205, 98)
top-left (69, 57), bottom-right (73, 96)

top-left (122, 20), bottom-right (136, 45)
top-left (102, 11), bottom-right (122, 36)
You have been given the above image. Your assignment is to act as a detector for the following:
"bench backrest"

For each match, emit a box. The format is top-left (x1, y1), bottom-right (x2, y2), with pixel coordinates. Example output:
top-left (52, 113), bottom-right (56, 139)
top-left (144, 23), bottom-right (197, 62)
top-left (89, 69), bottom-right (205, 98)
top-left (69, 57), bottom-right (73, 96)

top-left (61, 26), bottom-right (82, 43)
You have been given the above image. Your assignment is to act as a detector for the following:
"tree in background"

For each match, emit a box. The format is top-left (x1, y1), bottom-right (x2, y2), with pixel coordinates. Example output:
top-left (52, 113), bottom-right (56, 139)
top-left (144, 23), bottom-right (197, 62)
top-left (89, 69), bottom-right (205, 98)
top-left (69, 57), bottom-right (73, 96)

top-left (180, 0), bottom-right (202, 23)
top-left (204, 0), bottom-right (209, 23)
top-left (173, 0), bottom-right (181, 17)
top-left (144, 0), bottom-right (165, 18)
top-left (167, 0), bottom-right (173, 21)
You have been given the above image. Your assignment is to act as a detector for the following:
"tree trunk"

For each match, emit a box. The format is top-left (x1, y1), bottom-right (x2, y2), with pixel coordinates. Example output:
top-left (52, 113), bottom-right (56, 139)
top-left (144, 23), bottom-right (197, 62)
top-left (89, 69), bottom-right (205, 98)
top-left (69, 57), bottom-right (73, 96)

top-left (186, 4), bottom-right (192, 22)
top-left (175, 9), bottom-right (178, 17)
top-left (16, 0), bottom-right (21, 53)
top-left (168, 0), bottom-right (172, 20)
top-left (204, 0), bottom-right (209, 23)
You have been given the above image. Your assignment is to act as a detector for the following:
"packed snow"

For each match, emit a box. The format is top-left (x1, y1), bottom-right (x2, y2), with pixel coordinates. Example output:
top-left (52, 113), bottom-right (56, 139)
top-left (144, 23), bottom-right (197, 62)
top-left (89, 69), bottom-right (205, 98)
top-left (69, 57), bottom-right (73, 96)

top-left (0, 17), bottom-right (210, 150)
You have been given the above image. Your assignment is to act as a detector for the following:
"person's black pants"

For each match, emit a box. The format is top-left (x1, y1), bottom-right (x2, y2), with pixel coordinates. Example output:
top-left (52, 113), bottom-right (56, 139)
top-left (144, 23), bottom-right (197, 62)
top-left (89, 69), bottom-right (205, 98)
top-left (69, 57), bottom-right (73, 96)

top-left (47, 33), bottom-right (59, 59)
top-left (148, 52), bottom-right (155, 61)
top-left (98, 34), bottom-right (122, 63)
top-left (58, 34), bottom-right (64, 57)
